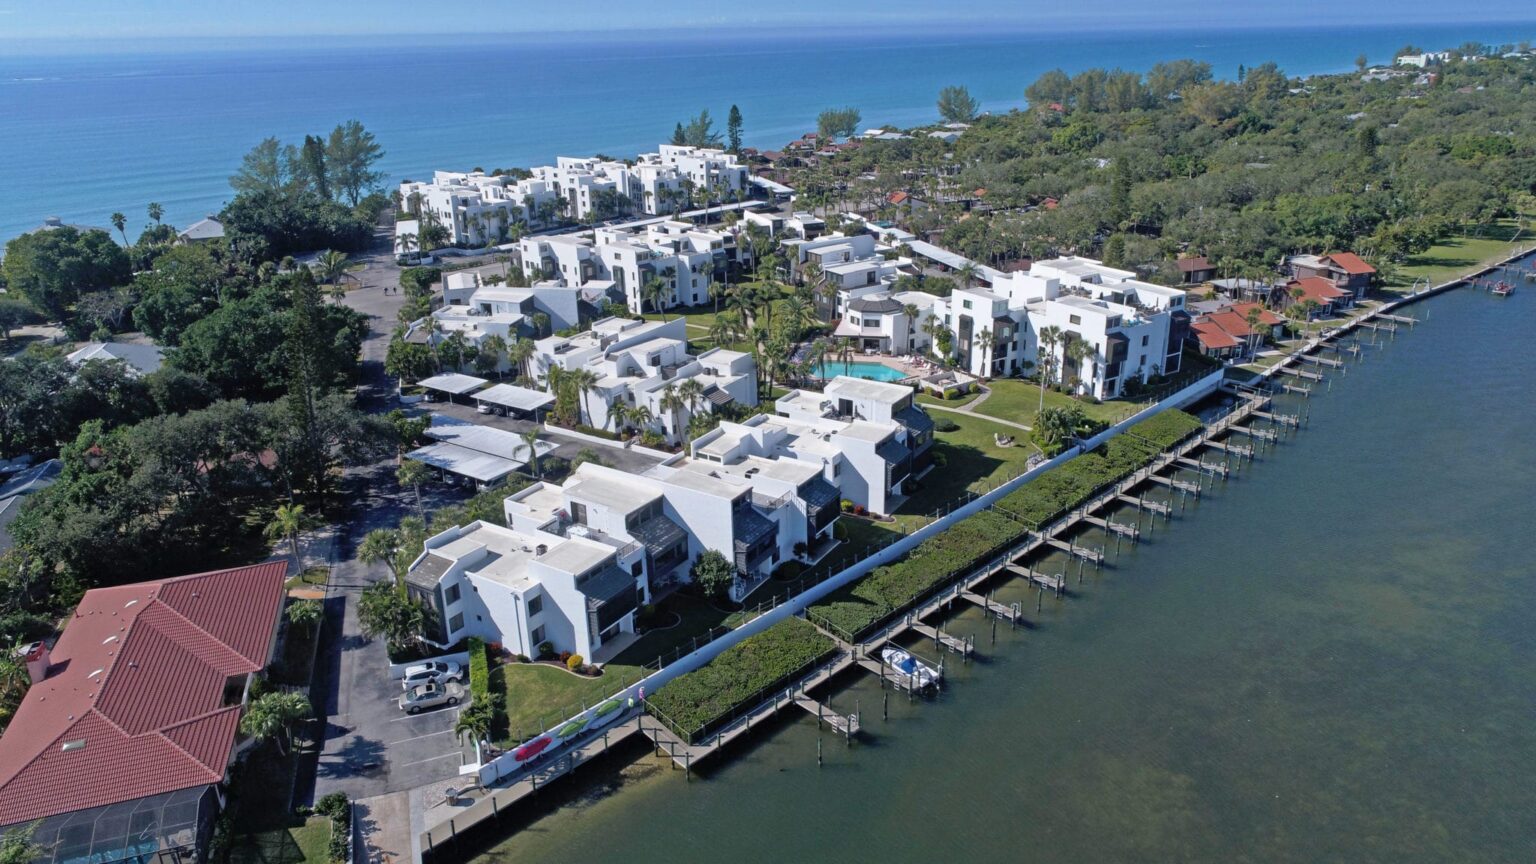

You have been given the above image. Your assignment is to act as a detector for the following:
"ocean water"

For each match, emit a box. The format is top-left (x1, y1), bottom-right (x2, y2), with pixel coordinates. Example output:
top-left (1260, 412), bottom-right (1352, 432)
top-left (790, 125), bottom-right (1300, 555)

top-left (455, 274), bottom-right (1536, 862)
top-left (3, 21), bottom-right (1535, 245)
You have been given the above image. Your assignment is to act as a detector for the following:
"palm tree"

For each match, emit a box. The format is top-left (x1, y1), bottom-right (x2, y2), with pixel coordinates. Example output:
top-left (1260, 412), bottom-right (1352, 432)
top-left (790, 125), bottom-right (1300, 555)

top-left (727, 284), bottom-right (757, 329)
top-left (1036, 325), bottom-right (1063, 413)
top-left (521, 427), bottom-right (543, 476)
top-left (110, 212), bottom-right (128, 246)
top-left (782, 295), bottom-right (814, 340)
top-left (659, 384), bottom-right (687, 442)
top-left (627, 404), bottom-right (654, 436)
top-left (1244, 306), bottom-right (1264, 358)
top-left (708, 314), bottom-right (739, 349)
top-left (677, 377), bottom-right (706, 417)
top-left (567, 368), bottom-right (600, 427)
top-left (396, 459), bottom-right (431, 519)
top-left (441, 331), bottom-right (472, 371)
top-left (397, 231), bottom-right (418, 262)
top-left (701, 260), bottom-right (720, 312)
top-left (147, 202), bottom-right (164, 226)
top-left (642, 275), bottom-right (670, 319)
top-left (476, 333), bottom-right (507, 378)
top-left (956, 261), bottom-right (979, 290)
top-left (607, 402), bottom-right (629, 435)
top-left (314, 249), bottom-right (350, 302)
top-left (1064, 336), bottom-right (1094, 394)
top-left (358, 528), bottom-right (406, 586)
top-left (509, 337), bottom-right (536, 383)
top-left (265, 502), bottom-right (308, 571)
top-left (976, 326), bottom-right (993, 375)
top-left (240, 691), bottom-right (311, 755)
top-left (286, 599), bottom-right (323, 633)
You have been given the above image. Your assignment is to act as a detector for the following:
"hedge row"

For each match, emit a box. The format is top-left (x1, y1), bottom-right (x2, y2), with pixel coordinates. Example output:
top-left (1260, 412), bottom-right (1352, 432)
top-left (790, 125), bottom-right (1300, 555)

top-left (648, 617), bottom-right (834, 740)
top-left (811, 510), bottom-right (1027, 637)
top-left (467, 636), bottom-right (490, 702)
top-left (810, 409), bottom-right (1202, 637)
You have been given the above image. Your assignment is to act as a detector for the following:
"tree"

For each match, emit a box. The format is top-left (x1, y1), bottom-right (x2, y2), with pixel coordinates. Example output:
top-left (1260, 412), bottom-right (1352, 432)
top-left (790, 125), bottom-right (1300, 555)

top-left (286, 599), bottom-right (323, 633)
top-left (1031, 405), bottom-right (1085, 455)
top-left (674, 109), bottom-right (724, 148)
top-left (1026, 68), bottom-right (1073, 107)
top-left (325, 120), bottom-right (385, 206)
top-left (521, 427), bottom-right (543, 477)
top-left (818, 107), bottom-right (862, 140)
top-left (691, 549), bottom-right (737, 603)
top-left (642, 274), bottom-right (670, 318)
top-left (240, 691), bottom-right (312, 755)
top-left (567, 368), bottom-right (600, 427)
top-left (110, 211), bottom-right (128, 245)
top-left (232, 137), bottom-right (292, 196)
top-left (297, 134), bottom-right (330, 200)
top-left (1355, 53), bottom-right (1369, 72)
top-left (313, 249), bottom-right (350, 302)
top-left (397, 459), bottom-right (431, 519)
top-left (0, 822), bottom-right (46, 864)
top-left (671, 122), bottom-right (687, 146)
top-left (2, 227), bottom-right (131, 321)
top-left (937, 85), bottom-right (980, 123)
top-left (265, 502), bottom-right (310, 570)
top-left (147, 202), bottom-right (164, 226)
top-left (1036, 325), bottom-right (1063, 413)
top-left (357, 581), bottom-right (426, 652)
top-left (358, 528), bottom-right (406, 585)
top-left (727, 104), bottom-right (744, 153)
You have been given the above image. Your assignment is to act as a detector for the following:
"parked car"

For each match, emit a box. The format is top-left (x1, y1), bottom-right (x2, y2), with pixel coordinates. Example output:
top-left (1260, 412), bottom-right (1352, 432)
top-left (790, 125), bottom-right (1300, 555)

top-left (401, 660), bottom-right (464, 690)
top-left (476, 401), bottom-right (495, 414)
top-left (399, 681), bottom-right (464, 714)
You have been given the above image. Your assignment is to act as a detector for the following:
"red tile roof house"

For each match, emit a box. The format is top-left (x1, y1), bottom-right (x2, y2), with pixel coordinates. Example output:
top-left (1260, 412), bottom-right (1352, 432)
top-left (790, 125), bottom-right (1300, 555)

top-left (1286, 276), bottom-right (1352, 317)
top-left (1288, 252), bottom-right (1377, 298)
top-left (0, 562), bottom-right (286, 863)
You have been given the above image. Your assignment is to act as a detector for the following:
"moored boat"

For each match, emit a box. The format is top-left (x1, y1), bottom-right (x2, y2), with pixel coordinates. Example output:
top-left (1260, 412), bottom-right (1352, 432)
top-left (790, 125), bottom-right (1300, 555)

top-left (880, 646), bottom-right (941, 690)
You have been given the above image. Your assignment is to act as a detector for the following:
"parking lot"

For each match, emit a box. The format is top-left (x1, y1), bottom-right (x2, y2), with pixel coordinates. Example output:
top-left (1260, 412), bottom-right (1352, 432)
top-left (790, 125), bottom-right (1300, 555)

top-left (423, 399), bottom-right (666, 476)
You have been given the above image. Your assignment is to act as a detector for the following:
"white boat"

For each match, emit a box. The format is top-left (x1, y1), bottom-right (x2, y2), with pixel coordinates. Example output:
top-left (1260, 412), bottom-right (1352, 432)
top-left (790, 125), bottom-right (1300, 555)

top-left (881, 646), bottom-right (941, 690)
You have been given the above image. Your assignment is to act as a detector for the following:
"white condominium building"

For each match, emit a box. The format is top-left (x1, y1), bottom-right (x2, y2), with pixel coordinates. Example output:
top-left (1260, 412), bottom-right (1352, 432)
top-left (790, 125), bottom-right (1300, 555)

top-left (519, 219), bottom-right (752, 314)
top-left (532, 317), bottom-right (758, 443)
top-left (928, 255), bottom-right (1190, 399)
top-left (404, 520), bottom-right (649, 663)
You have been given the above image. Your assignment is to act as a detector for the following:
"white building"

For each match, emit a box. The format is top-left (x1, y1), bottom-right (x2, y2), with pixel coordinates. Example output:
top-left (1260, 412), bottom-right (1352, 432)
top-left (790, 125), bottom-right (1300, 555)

top-left (700, 375), bottom-right (937, 517)
top-left (399, 145), bottom-right (750, 247)
top-left (925, 254), bottom-right (1189, 399)
top-left (1397, 51), bottom-right (1452, 68)
top-left (519, 219), bottom-right (751, 314)
top-left (532, 317), bottom-right (758, 443)
top-left (405, 520), bottom-right (648, 663)
top-left (403, 271), bottom-right (599, 371)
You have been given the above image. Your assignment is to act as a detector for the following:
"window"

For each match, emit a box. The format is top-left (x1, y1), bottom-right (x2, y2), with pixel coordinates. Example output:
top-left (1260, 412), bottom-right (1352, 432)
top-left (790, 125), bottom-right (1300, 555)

top-left (1141, 335), bottom-right (1149, 346)
top-left (445, 584), bottom-right (461, 605)
top-left (962, 300), bottom-right (973, 309)
top-left (570, 502), bottom-right (588, 525)
top-left (531, 625), bottom-right (546, 646)
top-left (1069, 314), bottom-right (1082, 325)
top-left (527, 595), bottom-right (544, 617)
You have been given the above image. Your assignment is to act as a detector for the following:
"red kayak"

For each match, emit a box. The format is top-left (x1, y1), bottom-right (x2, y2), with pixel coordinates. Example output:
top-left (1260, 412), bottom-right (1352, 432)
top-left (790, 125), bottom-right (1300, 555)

top-left (514, 736), bottom-right (552, 761)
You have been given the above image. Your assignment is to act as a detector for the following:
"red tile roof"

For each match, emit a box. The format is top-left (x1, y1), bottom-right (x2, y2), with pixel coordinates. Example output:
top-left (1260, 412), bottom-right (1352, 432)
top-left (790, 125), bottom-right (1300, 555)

top-left (0, 562), bottom-right (286, 825)
top-left (887, 191), bottom-right (910, 205)
top-left (1230, 302), bottom-right (1284, 327)
top-left (1201, 310), bottom-right (1256, 339)
top-left (1176, 256), bottom-right (1212, 273)
top-left (1191, 321), bottom-right (1242, 350)
top-left (1289, 277), bottom-right (1349, 305)
top-left (1324, 252), bottom-right (1376, 275)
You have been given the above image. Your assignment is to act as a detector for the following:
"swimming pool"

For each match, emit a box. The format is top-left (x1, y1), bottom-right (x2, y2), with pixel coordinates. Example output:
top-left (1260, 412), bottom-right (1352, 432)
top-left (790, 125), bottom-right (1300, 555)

top-left (812, 361), bottom-right (910, 382)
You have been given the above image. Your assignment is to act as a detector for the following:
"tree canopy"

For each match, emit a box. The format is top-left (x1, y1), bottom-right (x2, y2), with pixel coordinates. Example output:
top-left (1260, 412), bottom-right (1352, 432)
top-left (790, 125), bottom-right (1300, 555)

top-left (1, 227), bottom-right (130, 321)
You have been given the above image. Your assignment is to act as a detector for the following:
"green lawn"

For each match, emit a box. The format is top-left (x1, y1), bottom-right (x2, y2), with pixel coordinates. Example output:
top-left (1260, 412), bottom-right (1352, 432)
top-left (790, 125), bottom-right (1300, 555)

top-left (492, 593), bottom-right (731, 743)
top-left (972, 379), bottom-right (1144, 428)
top-left (1387, 218), bottom-right (1531, 289)
top-left (232, 817), bottom-right (331, 864)
top-left (283, 567), bottom-right (329, 590)
top-left (917, 391), bottom-right (979, 408)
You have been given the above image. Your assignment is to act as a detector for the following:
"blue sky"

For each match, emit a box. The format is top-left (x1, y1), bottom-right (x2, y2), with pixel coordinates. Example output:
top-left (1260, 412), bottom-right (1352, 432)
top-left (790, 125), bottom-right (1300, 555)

top-left (4, 0), bottom-right (1535, 39)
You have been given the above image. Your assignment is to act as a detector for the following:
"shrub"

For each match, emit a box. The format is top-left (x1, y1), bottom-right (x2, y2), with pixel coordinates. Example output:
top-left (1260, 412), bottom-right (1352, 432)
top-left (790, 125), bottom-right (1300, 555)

top-left (933, 416), bottom-right (959, 432)
top-left (774, 561), bottom-right (803, 581)
top-left (558, 651), bottom-right (572, 663)
top-left (841, 499), bottom-right (854, 512)
top-left (942, 387), bottom-right (961, 399)
top-left (516, 654), bottom-right (531, 663)
top-left (691, 549), bottom-right (737, 603)
top-left (315, 792), bottom-right (349, 818)
top-left (853, 505), bottom-right (866, 516)
top-left (467, 637), bottom-right (490, 704)
top-left (648, 618), bottom-right (834, 741)
top-left (566, 654), bottom-right (584, 671)
top-left (574, 424), bottom-right (620, 441)
top-left (833, 521), bottom-right (849, 541)
top-left (537, 642), bottom-right (554, 660)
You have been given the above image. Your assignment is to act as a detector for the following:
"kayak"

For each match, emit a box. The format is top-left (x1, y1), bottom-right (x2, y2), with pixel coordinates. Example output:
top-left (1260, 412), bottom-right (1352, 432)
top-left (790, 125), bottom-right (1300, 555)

top-left (556, 719), bottom-right (588, 738)
top-left (514, 736), bottom-right (552, 761)
top-left (588, 699), bottom-right (625, 730)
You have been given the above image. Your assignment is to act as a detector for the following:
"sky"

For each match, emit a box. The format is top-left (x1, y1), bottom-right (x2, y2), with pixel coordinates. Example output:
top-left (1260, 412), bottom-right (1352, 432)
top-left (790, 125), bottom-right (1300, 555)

top-left (4, 0), bottom-right (1535, 41)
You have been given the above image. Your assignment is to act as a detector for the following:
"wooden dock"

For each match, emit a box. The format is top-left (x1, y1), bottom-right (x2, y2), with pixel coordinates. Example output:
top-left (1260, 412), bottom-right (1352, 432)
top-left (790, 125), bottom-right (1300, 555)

top-left (793, 693), bottom-right (860, 737)
top-left (1378, 313), bottom-right (1417, 325)
top-left (960, 590), bottom-right (1025, 623)
top-left (1148, 472), bottom-right (1202, 494)
top-left (1277, 366), bottom-right (1324, 381)
top-left (911, 622), bottom-right (973, 656)
top-left (1006, 563), bottom-right (1066, 593)
top-left (1081, 515), bottom-right (1139, 539)
top-left (1228, 424), bottom-right (1278, 443)
top-left (1046, 537), bottom-right (1105, 564)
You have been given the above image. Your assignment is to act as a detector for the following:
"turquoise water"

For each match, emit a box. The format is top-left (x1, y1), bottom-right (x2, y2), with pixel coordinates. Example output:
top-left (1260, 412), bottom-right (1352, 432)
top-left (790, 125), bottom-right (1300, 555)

top-left (457, 279), bottom-right (1536, 863)
top-left (5, 22), bottom-right (1536, 245)
top-left (815, 361), bottom-right (910, 382)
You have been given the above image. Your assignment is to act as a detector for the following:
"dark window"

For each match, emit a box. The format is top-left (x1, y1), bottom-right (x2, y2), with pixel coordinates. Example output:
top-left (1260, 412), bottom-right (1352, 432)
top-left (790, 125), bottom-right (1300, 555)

top-left (528, 595), bottom-right (543, 616)
top-left (449, 613), bottom-right (464, 631)
top-left (1141, 335), bottom-right (1149, 346)
top-left (1069, 314), bottom-right (1082, 325)
top-left (531, 625), bottom-right (546, 645)
top-left (570, 502), bottom-right (588, 525)
top-left (445, 583), bottom-right (461, 605)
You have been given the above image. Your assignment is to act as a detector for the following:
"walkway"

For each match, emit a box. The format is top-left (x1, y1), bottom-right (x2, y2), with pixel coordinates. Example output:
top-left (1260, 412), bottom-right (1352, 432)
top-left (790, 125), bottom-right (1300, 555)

top-left (922, 397), bottom-right (1033, 433)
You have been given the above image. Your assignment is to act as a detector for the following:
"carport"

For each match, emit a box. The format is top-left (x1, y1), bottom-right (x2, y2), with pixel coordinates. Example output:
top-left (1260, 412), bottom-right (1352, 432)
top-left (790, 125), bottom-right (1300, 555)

top-left (474, 383), bottom-right (555, 419)
top-left (417, 372), bottom-right (488, 405)
top-left (406, 442), bottom-right (520, 489)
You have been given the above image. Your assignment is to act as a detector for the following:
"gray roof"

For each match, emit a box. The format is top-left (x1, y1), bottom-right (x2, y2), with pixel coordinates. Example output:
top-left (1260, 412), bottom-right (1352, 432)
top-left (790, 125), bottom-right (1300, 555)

top-left (66, 342), bottom-right (165, 375)
top-left (406, 552), bottom-right (454, 591)
top-left (417, 373), bottom-right (489, 395)
top-left (894, 405), bottom-right (935, 437)
top-left (848, 296), bottom-right (904, 314)
top-left (178, 216), bottom-right (225, 242)
top-left (474, 383), bottom-right (554, 412)
top-left (407, 442), bottom-right (520, 482)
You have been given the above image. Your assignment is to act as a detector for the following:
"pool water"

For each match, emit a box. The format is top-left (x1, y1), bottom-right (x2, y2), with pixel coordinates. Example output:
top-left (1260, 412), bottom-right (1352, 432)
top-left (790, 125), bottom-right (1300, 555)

top-left (812, 361), bottom-right (910, 382)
